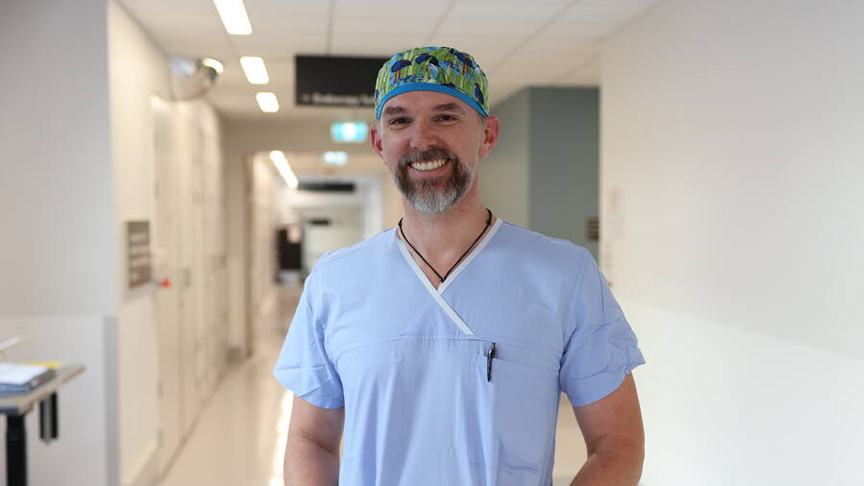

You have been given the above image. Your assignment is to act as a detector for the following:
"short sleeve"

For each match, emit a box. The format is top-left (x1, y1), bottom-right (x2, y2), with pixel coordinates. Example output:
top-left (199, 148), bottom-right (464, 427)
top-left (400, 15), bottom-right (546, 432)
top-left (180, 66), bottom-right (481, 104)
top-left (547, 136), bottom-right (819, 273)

top-left (273, 273), bottom-right (344, 409)
top-left (559, 249), bottom-right (645, 407)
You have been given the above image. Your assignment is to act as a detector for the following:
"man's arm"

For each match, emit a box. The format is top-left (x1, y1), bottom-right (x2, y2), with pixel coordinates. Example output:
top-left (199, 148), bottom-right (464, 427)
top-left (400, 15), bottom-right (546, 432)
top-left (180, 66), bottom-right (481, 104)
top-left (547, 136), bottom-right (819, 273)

top-left (283, 396), bottom-right (345, 486)
top-left (570, 373), bottom-right (645, 486)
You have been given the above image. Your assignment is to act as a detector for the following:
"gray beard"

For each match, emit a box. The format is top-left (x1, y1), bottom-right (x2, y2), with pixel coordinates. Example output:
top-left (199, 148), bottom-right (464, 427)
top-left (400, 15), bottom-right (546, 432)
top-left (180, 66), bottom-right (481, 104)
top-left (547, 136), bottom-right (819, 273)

top-left (394, 147), bottom-right (472, 214)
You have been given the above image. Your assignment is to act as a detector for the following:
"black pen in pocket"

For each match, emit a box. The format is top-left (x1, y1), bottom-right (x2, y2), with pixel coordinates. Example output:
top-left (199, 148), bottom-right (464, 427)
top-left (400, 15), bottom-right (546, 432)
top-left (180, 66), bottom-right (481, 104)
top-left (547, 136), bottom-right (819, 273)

top-left (486, 342), bottom-right (497, 382)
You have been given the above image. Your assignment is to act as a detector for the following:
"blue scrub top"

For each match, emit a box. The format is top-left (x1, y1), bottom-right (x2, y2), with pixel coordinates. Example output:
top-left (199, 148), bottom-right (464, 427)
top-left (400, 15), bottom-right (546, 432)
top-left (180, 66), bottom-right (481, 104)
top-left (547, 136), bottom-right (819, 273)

top-left (274, 220), bottom-right (645, 485)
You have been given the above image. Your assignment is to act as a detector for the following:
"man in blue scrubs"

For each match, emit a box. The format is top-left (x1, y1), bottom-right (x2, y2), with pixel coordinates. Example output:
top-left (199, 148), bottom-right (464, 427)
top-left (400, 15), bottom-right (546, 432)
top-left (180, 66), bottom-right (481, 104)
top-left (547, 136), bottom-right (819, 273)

top-left (275, 46), bottom-right (646, 485)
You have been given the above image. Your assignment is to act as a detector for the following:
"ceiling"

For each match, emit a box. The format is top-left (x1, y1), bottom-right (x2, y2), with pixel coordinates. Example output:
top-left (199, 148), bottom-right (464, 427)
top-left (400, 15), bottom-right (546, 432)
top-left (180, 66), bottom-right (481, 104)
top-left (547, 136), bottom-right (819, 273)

top-left (119, 0), bottom-right (664, 124)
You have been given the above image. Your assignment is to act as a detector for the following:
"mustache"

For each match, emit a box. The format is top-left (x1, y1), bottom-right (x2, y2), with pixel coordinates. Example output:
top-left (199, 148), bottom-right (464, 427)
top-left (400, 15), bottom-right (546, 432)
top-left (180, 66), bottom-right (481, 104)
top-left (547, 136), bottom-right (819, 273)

top-left (399, 147), bottom-right (457, 167)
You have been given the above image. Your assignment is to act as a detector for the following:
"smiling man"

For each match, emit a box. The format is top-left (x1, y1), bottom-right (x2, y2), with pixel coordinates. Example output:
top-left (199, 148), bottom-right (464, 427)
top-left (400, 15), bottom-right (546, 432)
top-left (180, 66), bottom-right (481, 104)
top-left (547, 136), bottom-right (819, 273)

top-left (274, 46), bottom-right (646, 486)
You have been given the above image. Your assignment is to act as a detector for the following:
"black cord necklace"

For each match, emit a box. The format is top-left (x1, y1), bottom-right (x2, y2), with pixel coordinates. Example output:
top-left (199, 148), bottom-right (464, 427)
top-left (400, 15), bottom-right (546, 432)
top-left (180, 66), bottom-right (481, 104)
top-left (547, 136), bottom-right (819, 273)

top-left (398, 208), bottom-right (493, 284)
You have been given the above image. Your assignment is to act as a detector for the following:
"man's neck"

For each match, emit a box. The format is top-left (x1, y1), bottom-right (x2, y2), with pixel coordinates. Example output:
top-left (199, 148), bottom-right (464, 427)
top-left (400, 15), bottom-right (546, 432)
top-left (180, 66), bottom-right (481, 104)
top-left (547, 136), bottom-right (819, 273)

top-left (398, 190), bottom-right (495, 267)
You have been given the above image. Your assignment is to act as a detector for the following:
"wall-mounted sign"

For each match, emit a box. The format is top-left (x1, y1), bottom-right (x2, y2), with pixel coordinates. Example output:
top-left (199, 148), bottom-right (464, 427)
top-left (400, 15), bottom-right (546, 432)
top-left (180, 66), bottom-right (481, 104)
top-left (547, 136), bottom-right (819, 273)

top-left (127, 221), bottom-right (152, 290)
top-left (586, 217), bottom-right (600, 242)
top-left (296, 55), bottom-right (388, 108)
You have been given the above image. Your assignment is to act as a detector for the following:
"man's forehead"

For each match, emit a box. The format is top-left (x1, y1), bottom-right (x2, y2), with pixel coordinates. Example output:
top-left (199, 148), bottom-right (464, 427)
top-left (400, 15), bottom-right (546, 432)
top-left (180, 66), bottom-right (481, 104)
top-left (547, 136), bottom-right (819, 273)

top-left (380, 91), bottom-right (471, 115)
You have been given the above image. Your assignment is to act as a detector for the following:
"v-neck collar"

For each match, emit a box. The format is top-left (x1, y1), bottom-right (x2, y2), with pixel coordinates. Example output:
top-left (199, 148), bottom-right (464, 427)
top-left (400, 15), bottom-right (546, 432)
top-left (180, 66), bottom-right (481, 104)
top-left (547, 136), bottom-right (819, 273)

top-left (395, 217), bottom-right (503, 294)
top-left (394, 218), bottom-right (503, 336)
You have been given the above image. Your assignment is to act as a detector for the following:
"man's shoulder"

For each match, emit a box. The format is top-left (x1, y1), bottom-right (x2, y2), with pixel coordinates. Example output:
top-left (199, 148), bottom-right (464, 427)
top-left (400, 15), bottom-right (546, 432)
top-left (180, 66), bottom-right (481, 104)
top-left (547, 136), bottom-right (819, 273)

top-left (497, 221), bottom-right (593, 264)
top-left (312, 227), bottom-right (394, 273)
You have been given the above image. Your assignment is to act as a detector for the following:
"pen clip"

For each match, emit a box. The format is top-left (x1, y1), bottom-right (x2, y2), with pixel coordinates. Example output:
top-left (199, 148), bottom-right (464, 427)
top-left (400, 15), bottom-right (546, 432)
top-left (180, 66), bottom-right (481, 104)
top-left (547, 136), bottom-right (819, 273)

top-left (486, 343), bottom-right (496, 382)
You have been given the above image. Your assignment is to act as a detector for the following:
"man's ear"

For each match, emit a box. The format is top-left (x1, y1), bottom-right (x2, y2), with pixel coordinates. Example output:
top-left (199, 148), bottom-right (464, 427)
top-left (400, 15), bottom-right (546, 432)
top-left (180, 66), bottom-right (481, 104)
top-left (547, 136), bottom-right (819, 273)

top-left (478, 115), bottom-right (500, 158)
top-left (370, 123), bottom-right (385, 159)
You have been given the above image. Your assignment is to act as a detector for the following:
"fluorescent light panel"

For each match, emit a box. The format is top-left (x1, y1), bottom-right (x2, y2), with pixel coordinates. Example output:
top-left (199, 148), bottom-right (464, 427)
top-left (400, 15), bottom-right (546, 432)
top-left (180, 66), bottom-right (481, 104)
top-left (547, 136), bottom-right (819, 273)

top-left (269, 151), bottom-right (298, 189)
top-left (213, 0), bottom-right (252, 35)
top-left (256, 92), bottom-right (279, 113)
top-left (240, 56), bottom-right (269, 84)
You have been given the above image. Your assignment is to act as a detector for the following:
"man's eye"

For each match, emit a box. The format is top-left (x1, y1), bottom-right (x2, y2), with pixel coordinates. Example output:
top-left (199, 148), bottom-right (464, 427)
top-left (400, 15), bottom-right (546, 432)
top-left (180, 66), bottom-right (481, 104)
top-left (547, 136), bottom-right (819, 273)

top-left (436, 114), bottom-right (459, 123)
top-left (389, 117), bottom-right (408, 125)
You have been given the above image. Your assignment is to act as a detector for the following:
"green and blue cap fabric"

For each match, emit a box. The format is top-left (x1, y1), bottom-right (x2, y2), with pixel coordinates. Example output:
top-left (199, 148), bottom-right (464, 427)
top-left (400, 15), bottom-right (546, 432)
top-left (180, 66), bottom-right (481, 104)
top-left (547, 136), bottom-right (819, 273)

top-left (374, 46), bottom-right (490, 119)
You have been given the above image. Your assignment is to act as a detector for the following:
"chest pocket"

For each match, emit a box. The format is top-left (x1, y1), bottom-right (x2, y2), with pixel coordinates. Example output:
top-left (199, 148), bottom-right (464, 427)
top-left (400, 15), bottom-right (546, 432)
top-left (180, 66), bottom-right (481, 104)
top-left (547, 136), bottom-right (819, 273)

top-left (466, 346), bottom-right (561, 474)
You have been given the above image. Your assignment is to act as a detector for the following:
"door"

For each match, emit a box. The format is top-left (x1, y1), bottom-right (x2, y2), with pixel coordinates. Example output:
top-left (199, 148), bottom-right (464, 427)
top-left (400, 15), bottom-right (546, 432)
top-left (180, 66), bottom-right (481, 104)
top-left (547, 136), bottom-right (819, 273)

top-left (151, 96), bottom-right (183, 475)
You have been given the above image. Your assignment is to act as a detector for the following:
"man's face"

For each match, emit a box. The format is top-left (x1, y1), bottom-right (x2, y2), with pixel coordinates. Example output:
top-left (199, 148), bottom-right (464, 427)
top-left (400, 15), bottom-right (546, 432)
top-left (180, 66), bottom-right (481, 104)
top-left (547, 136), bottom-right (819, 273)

top-left (370, 90), bottom-right (499, 213)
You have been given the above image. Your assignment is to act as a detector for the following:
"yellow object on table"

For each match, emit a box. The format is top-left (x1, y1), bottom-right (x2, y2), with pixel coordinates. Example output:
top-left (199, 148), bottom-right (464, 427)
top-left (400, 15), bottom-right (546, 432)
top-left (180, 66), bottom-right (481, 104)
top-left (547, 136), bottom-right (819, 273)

top-left (23, 361), bottom-right (65, 370)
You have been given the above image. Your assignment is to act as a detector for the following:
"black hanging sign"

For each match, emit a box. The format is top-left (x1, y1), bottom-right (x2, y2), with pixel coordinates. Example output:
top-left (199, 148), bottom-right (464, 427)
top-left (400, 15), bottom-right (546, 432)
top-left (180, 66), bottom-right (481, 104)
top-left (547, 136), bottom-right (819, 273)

top-left (295, 55), bottom-right (388, 108)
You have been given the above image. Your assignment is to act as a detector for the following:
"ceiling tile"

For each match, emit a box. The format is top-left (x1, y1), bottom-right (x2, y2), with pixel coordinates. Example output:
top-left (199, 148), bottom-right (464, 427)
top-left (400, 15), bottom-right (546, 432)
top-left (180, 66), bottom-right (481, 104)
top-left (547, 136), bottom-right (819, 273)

top-left (328, 35), bottom-right (425, 58)
top-left (334, 0), bottom-right (450, 4)
top-left (331, 16), bottom-right (436, 37)
top-left (245, 0), bottom-right (332, 17)
top-left (560, 2), bottom-right (646, 24)
top-left (435, 19), bottom-right (544, 38)
top-left (458, 0), bottom-right (570, 4)
top-left (539, 20), bottom-right (617, 40)
top-left (551, 58), bottom-right (602, 85)
top-left (159, 36), bottom-right (234, 59)
top-left (448, 1), bottom-right (564, 21)
top-left (251, 15), bottom-right (330, 37)
top-left (517, 38), bottom-right (599, 61)
top-left (165, 46), bottom-right (237, 63)
top-left (119, 0), bottom-right (227, 49)
top-left (334, 2), bottom-right (449, 19)
top-left (231, 32), bottom-right (329, 56)
top-left (424, 35), bottom-right (523, 60)
top-left (578, 0), bottom-right (658, 8)
top-left (492, 52), bottom-right (584, 82)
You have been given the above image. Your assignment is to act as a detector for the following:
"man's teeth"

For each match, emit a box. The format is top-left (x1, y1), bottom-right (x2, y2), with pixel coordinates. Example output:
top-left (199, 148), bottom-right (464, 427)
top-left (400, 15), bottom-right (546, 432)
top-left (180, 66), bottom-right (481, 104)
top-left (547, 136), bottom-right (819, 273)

top-left (411, 159), bottom-right (447, 171)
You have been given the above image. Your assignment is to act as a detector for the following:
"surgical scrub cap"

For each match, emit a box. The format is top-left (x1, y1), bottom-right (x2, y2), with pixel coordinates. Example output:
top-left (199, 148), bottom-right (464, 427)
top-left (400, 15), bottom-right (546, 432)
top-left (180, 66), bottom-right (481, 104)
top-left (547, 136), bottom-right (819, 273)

top-left (374, 46), bottom-right (490, 119)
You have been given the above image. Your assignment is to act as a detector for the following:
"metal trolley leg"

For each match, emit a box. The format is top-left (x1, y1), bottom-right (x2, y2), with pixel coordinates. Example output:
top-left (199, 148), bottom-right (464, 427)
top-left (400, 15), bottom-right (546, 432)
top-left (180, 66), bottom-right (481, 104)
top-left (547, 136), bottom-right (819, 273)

top-left (39, 393), bottom-right (59, 442)
top-left (6, 414), bottom-right (27, 486)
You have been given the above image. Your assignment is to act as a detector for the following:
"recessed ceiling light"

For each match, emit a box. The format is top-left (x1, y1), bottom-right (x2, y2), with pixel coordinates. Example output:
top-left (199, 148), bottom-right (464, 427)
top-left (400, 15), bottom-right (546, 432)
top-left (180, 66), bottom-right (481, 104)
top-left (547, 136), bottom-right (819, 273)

top-left (240, 56), bottom-right (269, 84)
top-left (213, 0), bottom-right (252, 35)
top-left (256, 92), bottom-right (279, 113)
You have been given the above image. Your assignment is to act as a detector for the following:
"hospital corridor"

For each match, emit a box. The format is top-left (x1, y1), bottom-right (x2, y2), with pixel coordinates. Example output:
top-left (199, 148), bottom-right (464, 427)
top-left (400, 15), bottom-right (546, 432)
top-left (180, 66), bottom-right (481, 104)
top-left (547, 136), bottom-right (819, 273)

top-left (2, 0), bottom-right (864, 486)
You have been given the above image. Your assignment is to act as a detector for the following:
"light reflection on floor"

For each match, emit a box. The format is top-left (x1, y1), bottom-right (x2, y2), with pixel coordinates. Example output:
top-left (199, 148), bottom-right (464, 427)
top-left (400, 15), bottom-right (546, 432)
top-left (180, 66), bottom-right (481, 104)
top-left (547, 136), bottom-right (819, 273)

top-left (158, 282), bottom-right (586, 486)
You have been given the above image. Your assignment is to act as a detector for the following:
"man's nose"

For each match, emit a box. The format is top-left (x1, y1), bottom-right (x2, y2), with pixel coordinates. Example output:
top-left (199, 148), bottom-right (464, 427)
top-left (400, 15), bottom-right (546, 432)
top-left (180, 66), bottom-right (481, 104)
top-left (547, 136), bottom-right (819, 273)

top-left (409, 119), bottom-right (439, 151)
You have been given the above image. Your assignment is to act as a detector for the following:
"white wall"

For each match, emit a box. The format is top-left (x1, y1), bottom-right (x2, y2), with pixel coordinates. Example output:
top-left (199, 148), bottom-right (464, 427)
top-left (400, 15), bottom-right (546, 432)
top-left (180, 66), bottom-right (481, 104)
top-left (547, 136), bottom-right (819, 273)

top-left (109, 2), bottom-right (230, 483)
top-left (248, 154), bottom-right (282, 322)
top-left (601, 0), bottom-right (864, 484)
top-left (0, 0), bottom-right (116, 315)
top-left (108, 3), bottom-right (167, 483)
top-left (0, 1), bottom-right (116, 485)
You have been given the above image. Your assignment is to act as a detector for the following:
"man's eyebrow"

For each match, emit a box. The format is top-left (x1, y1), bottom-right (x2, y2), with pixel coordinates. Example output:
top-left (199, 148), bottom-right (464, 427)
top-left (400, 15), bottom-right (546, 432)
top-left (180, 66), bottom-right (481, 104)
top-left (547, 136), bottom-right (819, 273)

top-left (382, 106), bottom-right (407, 116)
top-left (433, 103), bottom-right (465, 113)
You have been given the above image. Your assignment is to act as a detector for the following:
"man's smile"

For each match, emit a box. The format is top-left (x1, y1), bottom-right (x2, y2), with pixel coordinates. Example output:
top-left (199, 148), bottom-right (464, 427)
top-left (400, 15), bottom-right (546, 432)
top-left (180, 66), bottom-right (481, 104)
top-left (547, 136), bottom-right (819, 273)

top-left (409, 158), bottom-right (449, 172)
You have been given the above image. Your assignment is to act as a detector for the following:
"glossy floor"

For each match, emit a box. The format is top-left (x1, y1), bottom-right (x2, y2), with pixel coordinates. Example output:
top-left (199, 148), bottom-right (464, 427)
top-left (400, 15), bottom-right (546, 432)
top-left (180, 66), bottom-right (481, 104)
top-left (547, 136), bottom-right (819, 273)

top-left (158, 283), bottom-right (587, 486)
